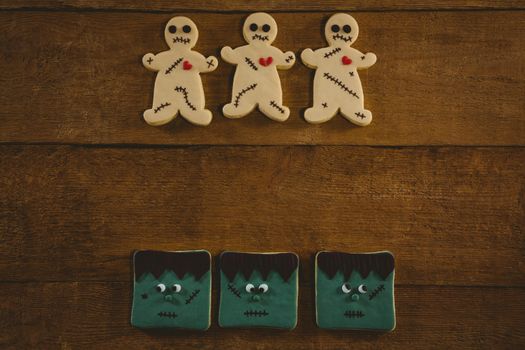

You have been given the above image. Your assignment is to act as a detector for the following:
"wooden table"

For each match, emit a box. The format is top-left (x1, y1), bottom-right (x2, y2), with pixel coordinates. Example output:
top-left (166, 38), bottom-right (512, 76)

top-left (1, 1), bottom-right (524, 348)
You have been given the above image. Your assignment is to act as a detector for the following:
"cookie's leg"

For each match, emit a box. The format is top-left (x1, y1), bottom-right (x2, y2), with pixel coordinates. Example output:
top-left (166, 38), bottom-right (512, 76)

top-left (258, 99), bottom-right (290, 122)
top-left (143, 99), bottom-right (178, 126)
top-left (223, 83), bottom-right (258, 118)
top-left (182, 108), bottom-right (213, 126)
top-left (304, 101), bottom-right (338, 124)
top-left (340, 107), bottom-right (372, 126)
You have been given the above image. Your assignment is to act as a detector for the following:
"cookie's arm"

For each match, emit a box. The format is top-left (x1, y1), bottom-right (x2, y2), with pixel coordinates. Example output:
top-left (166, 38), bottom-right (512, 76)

top-left (221, 46), bottom-right (240, 65)
top-left (300, 48), bottom-right (320, 69)
top-left (142, 53), bottom-right (161, 71)
top-left (193, 52), bottom-right (219, 73)
top-left (276, 50), bottom-right (296, 69)
top-left (356, 51), bottom-right (377, 69)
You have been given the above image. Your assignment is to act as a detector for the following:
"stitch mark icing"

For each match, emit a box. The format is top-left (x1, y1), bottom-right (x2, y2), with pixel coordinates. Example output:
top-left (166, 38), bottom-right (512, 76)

top-left (174, 86), bottom-right (197, 111)
top-left (147, 57), bottom-right (153, 65)
top-left (269, 101), bottom-right (285, 114)
top-left (361, 55), bottom-right (366, 60)
top-left (244, 309), bottom-right (269, 317)
top-left (333, 33), bottom-right (352, 43)
top-left (154, 102), bottom-right (172, 113)
top-left (349, 71), bottom-right (355, 77)
top-left (233, 83), bottom-right (258, 107)
top-left (355, 112), bottom-right (366, 119)
top-left (322, 72), bottom-right (359, 99)
top-left (158, 311), bottom-right (178, 318)
top-left (227, 284), bottom-right (242, 298)
top-left (172, 36), bottom-right (191, 45)
top-left (244, 57), bottom-right (258, 71)
top-left (165, 57), bottom-right (183, 75)
top-left (323, 47), bottom-right (341, 59)
top-left (252, 34), bottom-right (269, 42)
top-left (322, 102), bottom-right (328, 108)
top-left (185, 289), bottom-right (201, 304)
top-left (368, 284), bottom-right (385, 301)
top-left (344, 310), bottom-right (365, 318)
top-left (285, 55), bottom-right (294, 63)
top-left (206, 59), bottom-right (215, 69)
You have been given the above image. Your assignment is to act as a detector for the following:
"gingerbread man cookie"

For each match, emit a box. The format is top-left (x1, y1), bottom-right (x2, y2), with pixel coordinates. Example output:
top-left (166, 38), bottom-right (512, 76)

top-left (142, 17), bottom-right (218, 126)
top-left (301, 13), bottom-right (376, 126)
top-left (221, 13), bottom-right (296, 122)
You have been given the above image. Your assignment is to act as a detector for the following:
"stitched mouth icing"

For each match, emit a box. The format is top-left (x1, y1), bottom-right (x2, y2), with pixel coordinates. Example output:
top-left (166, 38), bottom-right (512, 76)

top-left (252, 34), bottom-right (269, 42)
top-left (332, 33), bottom-right (352, 42)
top-left (158, 311), bottom-right (178, 319)
top-left (344, 310), bottom-right (365, 318)
top-left (172, 36), bottom-right (191, 44)
top-left (244, 309), bottom-right (269, 317)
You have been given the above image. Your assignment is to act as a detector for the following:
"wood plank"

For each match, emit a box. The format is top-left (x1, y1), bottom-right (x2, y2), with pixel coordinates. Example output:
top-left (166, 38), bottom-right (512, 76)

top-left (1, 146), bottom-right (523, 285)
top-left (0, 11), bottom-right (523, 145)
top-left (1, 0), bottom-right (524, 11)
top-left (0, 282), bottom-right (523, 348)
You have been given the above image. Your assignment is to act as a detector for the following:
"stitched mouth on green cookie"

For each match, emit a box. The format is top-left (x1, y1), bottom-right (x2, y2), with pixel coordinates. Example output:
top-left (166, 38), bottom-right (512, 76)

top-left (158, 311), bottom-right (178, 319)
top-left (244, 309), bottom-right (269, 317)
top-left (344, 310), bottom-right (365, 318)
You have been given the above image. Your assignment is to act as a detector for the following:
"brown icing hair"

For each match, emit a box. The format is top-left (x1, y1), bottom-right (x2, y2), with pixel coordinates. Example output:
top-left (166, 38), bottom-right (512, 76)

top-left (134, 250), bottom-right (210, 281)
top-left (220, 252), bottom-right (298, 282)
top-left (317, 252), bottom-right (394, 280)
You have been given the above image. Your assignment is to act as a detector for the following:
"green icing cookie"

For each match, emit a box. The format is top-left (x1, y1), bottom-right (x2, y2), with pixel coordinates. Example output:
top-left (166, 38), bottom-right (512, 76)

top-left (131, 250), bottom-right (211, 330)
top-left (315, 251), bottom-right (396, 331)
top-left (218, 252), bottom-right (299, 329)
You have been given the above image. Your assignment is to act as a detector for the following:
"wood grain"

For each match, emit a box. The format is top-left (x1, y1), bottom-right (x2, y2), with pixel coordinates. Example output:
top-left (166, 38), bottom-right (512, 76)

top-left (1, 282), bottom-right (524, 349)
top-left (1, 145), bottom-right (523, 286)
top-left (1, 0), bottom-right (524, 11)
top-left (0, 11), bottom-right (523, 145)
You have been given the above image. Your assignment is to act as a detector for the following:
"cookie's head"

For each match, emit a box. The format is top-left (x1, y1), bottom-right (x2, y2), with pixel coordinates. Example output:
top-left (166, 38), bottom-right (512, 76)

top-left (165, 16), bottom-right (199, 49)
top-left (243, 12), bottom-right (278, 45)
top-left (131, 250), bottom-right (211, 330)
top-left (325, 13), bottom-right (359, 47)
top-left (219, 252), bottom-right (299, 329)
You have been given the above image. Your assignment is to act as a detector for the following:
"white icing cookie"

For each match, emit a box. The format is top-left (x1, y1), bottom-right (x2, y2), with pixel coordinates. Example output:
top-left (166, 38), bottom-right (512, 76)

top-left (142, 17), bottom-right (218, 126)
top-left (221, 13), bottom-right (296, 122)
top-left (301, 13), bottom-right (377, 126)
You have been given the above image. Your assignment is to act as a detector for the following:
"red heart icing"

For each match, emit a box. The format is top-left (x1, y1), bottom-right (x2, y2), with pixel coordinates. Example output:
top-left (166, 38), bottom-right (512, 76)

top-left (342, 56), bottom-right (352, 65)
top-left (259, 56), bottom-right (273, 67)
top-left (183, 60), bottom-right (192, 70)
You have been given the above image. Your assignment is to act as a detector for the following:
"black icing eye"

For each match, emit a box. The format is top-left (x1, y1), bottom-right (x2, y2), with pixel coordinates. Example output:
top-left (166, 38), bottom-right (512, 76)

top-left (168, 25), bottom-right (177, 34)
top-left (331, 24), bottom-right (340, 33)
top-left (258, 283), bottom-right (269, 293)
top-left (343, 25), bottom-right (351, 33)
top-left (341, 283), bottom-right (352, 294)
top-left (156, 283), bottom-right (166, 293)
top-left (358, 284), bottom-right (368, 294)
top-left (183, 25), bottom-right (191, 33)
top-left (246, 283), bottom-right (256, 293)
top-left (249, 23), bottom-right (258, 32)
top-left (262, 24), bottom-right (271, 32)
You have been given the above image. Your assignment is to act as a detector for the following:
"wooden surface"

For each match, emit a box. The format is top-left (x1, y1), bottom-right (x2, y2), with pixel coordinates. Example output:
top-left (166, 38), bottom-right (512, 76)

top-left (0, 1), bottom-right (524, 349)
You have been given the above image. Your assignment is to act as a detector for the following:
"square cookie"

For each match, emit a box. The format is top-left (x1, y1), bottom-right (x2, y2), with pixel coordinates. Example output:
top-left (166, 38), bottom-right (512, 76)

top-left (315, 251), bottom-right (395, 331)
top-left (218, 251), bottom-right (299, 329)
top-left (131, 250), bottom-right (211, 330)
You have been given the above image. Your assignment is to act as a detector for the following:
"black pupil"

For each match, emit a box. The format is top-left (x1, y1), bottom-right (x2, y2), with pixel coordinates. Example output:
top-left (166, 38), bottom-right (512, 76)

top-left (262, 24), bottom-right (270, 32)
top-left (250, 23), bottom-right (258, 31)
top-left (250, 287), bottom-right (256, 292)
top-left (156, 286), bottom-right (162, 292)
top-left (183, 25), bottom-right (191, 33)
top-left (331, 24), bottom-right (340, 33)
top-left (345, 283), bottom-right (351, 289)
top-left (172, 286), bottom-right (177, 291)
top-left (168, 25), bottom-right (177, 33)
top-left (362, 286), bottom-right (367, 291)
top-left (343, 25), bottom-right (351, 33)
top-left (259, 287), bottom-right (264, 292)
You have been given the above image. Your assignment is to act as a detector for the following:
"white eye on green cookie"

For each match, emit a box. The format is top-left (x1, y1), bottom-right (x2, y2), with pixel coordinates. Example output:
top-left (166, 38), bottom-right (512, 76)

top-left (245, 283), bottom-right (269, 293)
